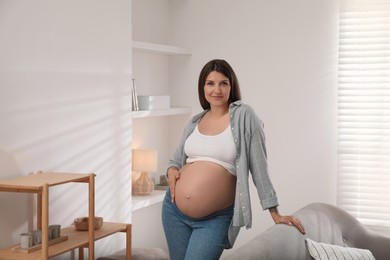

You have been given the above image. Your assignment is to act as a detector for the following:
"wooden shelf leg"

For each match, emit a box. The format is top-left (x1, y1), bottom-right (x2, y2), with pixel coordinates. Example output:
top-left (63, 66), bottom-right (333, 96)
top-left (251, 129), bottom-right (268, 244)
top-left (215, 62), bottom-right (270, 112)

top-left (88, 173), bottom-right (95, 260)
top-left (78, 247), bottom-right (84, 260)
top-left (37, 193), bottom-right (42, 230)
top-left (42, 183), bottom-right (49, 260)
top-left (36, 171), bottom-right (44, 230)
top-left (126, 224), bottom-right (132, 260)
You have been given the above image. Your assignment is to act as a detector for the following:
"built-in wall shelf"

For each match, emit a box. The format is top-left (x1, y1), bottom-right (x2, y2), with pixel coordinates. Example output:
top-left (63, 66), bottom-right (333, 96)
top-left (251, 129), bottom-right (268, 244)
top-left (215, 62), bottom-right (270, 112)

top-left (132, 107), bottom-right (191, 118)
top-left (132, 41), bottom-right (191, 56)
top-left (132, 190), bottom-right (166, 212)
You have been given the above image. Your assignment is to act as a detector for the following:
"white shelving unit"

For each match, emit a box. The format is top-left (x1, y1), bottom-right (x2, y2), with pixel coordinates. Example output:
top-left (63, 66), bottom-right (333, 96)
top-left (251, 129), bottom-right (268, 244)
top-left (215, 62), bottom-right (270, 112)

top-left (132, 106), bottom-right (191, 119)
top-left (131, 40), bottom-right (192, 121)
top-left (132, 41), bottom-right (191, 55)
top-left (131, 40), bottom-right (191, 211)
top-left (130, 0), bottom-right (193, 250)
top-left (132, 41), bottom-right (191, 211)
top-left (132, 190), bottom-right (166, 212)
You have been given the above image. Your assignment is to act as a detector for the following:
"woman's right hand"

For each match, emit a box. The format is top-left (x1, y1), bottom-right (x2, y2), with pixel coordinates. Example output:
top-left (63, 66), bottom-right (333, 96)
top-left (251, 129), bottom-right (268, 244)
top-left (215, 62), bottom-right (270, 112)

top-left (167, 167), bottom-right (180, 203)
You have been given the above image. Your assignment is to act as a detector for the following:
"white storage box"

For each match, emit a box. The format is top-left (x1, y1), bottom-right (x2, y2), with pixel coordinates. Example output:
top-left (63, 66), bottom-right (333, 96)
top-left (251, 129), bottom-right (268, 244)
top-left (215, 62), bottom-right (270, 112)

top-left (137, 95), bottom-right (170, 110)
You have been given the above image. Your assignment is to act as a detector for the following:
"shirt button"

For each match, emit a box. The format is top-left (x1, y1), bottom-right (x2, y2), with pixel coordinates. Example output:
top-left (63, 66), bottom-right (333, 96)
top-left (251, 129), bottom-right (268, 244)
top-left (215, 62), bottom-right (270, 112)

top-left (235, 139), bottom-right (238, 142)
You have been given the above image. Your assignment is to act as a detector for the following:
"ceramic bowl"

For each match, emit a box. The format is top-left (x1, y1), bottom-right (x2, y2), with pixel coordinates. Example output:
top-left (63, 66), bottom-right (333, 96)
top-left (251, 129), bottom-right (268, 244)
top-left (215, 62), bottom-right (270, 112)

top-left (74, 216), bottom-right (103, 231)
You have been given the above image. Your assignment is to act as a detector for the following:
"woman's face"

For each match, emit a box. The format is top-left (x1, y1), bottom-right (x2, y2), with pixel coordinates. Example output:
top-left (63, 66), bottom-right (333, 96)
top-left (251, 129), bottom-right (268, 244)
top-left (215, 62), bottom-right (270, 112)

top-left (204, 71), bottom-right (231, 109)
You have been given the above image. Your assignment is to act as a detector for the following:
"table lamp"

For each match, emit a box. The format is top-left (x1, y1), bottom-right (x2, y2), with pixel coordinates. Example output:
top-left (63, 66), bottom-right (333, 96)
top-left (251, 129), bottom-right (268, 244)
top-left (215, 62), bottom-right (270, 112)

top-left (132, 149), bottom-right (157, 196)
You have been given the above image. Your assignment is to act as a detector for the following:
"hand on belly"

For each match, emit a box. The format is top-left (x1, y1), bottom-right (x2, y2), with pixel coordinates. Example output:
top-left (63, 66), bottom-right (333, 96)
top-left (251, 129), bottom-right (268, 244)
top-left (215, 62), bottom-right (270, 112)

top-left (174, 161), bottom-right (236, 218)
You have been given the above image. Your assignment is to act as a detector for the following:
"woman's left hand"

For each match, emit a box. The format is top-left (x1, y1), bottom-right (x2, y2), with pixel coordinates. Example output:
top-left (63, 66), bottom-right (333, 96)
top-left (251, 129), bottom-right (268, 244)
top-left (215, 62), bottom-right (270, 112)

top-left (275, 215), bottom-right (305, 234)
top-left (270, 208), bottom-right (306, 234)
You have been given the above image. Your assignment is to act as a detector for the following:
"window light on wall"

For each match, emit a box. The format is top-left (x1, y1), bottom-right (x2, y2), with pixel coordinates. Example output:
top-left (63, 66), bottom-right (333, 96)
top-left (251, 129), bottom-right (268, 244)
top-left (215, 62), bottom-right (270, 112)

top-left (338, 0), bottom-right (390, 234)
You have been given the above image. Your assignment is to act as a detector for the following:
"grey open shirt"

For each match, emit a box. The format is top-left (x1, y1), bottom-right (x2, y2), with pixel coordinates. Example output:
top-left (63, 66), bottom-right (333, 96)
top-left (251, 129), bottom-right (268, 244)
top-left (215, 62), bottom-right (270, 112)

top-left (166, 101), bottom-right (279, 248)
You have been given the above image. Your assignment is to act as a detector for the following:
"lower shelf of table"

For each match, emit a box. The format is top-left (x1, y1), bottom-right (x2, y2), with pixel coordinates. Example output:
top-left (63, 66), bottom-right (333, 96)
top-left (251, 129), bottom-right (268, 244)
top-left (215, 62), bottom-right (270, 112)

top-left (0, 222), bottom-right (130, 260)
top-left (12, 236), bottom-right (68, 253)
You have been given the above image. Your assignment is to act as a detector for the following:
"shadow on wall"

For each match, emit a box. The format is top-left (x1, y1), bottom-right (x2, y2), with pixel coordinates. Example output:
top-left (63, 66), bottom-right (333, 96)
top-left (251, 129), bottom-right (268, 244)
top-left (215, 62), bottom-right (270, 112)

top-left (0, 150), bottom-right (34, 248)
top-left (0, 72), bottom-right (132, 253)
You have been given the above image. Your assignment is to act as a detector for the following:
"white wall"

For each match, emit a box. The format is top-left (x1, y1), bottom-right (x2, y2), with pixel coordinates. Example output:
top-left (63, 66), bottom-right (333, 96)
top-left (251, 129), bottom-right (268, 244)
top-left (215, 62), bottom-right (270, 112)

top-left (0, 1), bottom-right (132, 258)
top-left (131, 0), bottom-right (339, 257)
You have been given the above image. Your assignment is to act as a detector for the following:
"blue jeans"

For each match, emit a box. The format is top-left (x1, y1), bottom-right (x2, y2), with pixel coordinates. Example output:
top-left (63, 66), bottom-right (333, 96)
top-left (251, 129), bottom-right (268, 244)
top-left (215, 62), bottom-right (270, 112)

top-left (161, 190), bottom-right (233, 260)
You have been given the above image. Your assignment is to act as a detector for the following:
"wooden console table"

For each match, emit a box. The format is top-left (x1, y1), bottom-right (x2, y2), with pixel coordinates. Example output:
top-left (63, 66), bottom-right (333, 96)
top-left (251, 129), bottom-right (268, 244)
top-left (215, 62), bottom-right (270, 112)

top-left (0, 172), bottom-right (131, 260)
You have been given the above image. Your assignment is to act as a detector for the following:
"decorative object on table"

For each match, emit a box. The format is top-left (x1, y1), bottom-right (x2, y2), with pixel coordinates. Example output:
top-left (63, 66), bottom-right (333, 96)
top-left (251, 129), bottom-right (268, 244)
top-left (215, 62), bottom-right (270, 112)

top-left (32, 229), bottom-right (42, 245)
top-left (131, 78), bottom-right (139, 111)
top-left (12, 237), bottom-right (69, 253)
top-left (132, 149), bottom-right (158, 196)
top-left (155, 175), bottom-right (169, 190)
top-left (74, 216), bottom-right (104, 231)
top-left (20, 233), bottom-right (33, 249)
top-left (49, 224), bottom-right (61, 239)
top-left (14, 226), bottom-right (68, 253)
top-left (48, 226), bottom-right (53, 240)
top-left (137, 95), bottom-right (170, 110)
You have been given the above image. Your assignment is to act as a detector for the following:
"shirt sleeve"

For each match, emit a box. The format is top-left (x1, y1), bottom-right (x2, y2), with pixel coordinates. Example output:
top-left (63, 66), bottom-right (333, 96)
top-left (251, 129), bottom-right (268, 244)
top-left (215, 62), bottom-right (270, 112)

top-left (247, 109), bottom-right (279, 210)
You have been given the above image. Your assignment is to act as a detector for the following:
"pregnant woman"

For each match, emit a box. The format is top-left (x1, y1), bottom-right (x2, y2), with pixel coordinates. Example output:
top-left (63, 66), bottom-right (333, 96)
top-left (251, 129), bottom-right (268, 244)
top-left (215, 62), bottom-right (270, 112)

top-left (161, 59), bottom-right (305, 260)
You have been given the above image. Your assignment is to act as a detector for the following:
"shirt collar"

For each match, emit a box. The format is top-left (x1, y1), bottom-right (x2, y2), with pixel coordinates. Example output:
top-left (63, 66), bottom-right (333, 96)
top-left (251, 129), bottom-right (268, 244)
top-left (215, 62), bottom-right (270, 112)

top-left (192, 100), bottom-right (243, 123)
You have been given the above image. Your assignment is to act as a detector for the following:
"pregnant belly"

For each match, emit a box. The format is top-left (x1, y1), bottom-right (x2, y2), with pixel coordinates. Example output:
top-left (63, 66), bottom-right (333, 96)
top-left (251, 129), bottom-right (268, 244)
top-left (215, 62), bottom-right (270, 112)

top-left (175, 161), bottom-right (236, 218)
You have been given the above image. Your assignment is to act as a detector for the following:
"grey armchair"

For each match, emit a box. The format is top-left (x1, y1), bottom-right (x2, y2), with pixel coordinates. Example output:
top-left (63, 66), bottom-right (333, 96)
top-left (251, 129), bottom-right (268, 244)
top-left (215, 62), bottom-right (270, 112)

top-left (224, 203), bottom-right (390, 260)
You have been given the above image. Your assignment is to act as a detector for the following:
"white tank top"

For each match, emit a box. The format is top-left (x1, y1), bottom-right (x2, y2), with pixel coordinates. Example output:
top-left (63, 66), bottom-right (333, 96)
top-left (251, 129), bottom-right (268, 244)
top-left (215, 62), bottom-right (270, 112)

top-left (184, 124), bottom-right (237, 175)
